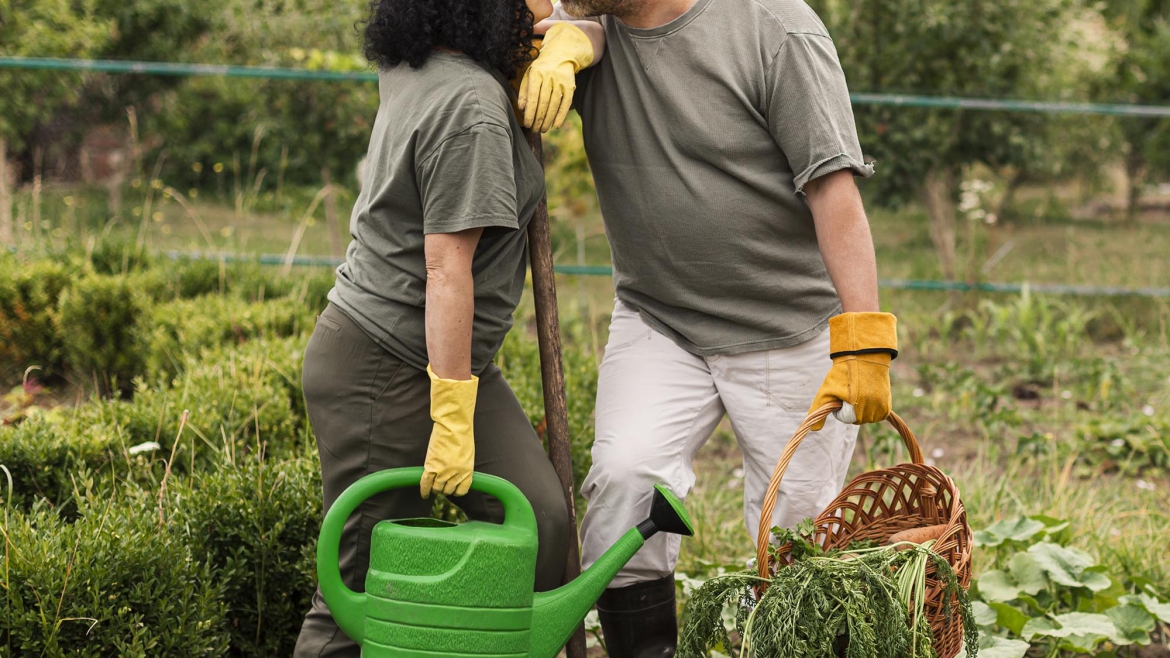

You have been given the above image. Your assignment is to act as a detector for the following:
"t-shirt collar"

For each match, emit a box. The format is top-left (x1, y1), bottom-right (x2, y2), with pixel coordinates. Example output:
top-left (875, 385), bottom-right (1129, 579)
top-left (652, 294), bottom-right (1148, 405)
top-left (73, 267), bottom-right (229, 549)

top-left (616, 0), bottom-right (715, 38)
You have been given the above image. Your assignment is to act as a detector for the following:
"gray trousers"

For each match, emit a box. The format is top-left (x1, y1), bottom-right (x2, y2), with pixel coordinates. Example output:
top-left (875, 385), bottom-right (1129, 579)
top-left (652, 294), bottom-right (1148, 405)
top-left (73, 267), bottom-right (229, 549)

top-left (294, 303), bottom-right (570, 657)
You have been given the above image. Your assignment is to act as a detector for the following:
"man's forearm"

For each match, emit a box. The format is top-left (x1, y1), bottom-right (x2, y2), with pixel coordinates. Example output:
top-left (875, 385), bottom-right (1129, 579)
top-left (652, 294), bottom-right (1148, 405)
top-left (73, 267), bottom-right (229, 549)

top-left (535, 19), bottom-right (606, 64)
top-left (805, 170), bottom-right (880, 313)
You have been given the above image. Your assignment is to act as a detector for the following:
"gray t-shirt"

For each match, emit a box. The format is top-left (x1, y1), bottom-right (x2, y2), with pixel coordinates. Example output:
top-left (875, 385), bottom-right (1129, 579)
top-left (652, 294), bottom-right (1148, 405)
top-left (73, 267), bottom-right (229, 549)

top-left (553, 0), bottom-right (873, 356)
top-left (329, 54), bottom-right (545, 374)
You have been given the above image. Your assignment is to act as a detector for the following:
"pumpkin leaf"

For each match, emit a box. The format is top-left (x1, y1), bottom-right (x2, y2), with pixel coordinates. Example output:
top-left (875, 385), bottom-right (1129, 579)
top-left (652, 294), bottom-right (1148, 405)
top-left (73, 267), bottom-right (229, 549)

top-left (1026, 542), bottom-right (1111, 592)
top-left (973, 517), bottom-right (1046, 547)
top-left (1007, 552), bottom-right (1047, 596)
top-left (977, 570), bottom-right (1022, 603)
top-left (1105, 603), bottom-right (1154, 645)
top-left (989, 602), bottom-right (1031, 635)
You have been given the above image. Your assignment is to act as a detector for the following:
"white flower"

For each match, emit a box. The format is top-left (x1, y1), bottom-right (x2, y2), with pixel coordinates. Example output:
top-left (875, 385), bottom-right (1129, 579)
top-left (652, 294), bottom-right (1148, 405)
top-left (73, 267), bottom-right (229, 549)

top-left (913, 388), bottom-right (926, 398)
top-left (1061, 390), bottom-right (1073, 399)
top-left (931, 447), bottom-right (945, 459)
top-left (1110, 439), bottom-right (1126, 448)
top-left (1141, 405), bottom-right (1155, 417)
top-left (1136, 480), bottom-right (1157, 491)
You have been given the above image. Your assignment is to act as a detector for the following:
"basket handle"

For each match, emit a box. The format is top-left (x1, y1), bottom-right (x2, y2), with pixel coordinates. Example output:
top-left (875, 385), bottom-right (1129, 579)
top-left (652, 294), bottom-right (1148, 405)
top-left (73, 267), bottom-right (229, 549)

top-left (755, 402), bottom-right (922, 580)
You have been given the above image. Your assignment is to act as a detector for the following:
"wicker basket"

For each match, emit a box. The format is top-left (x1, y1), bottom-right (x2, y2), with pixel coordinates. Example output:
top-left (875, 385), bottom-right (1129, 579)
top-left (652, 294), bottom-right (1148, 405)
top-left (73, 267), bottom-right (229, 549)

top-left (754, 402), bottom-right (974, 658)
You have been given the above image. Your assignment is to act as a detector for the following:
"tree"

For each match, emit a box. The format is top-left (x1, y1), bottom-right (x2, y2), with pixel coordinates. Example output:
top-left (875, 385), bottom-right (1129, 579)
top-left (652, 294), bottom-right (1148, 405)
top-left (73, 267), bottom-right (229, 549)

top-left (808, 0), bottom-right (1080, 280)
top-left (1096, 0), bottom-right (1170, 221)
top-left (0, 0), bottom-right (112, 245)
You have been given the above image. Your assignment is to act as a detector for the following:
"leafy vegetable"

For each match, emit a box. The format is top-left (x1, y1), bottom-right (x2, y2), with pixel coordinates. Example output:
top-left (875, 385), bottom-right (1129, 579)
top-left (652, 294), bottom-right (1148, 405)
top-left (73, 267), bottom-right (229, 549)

top-left (679, 522), bottom-right (975, 658)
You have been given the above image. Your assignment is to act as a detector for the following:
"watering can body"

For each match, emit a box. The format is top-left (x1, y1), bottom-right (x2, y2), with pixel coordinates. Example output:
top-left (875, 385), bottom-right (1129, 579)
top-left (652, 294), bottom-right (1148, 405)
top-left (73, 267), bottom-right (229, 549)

top-left (317, 467), bottom-right (693, 658)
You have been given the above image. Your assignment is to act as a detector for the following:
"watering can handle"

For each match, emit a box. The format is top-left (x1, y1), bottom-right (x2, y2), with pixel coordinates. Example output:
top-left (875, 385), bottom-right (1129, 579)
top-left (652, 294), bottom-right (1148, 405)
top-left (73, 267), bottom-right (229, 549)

top-left (316, 466), bottom-right (539, 643)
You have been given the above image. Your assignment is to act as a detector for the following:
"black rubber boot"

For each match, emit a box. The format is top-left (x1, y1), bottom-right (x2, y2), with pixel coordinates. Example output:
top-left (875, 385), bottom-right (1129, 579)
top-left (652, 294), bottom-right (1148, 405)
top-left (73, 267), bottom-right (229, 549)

top-left (596, 574), bottom-right (678, 658)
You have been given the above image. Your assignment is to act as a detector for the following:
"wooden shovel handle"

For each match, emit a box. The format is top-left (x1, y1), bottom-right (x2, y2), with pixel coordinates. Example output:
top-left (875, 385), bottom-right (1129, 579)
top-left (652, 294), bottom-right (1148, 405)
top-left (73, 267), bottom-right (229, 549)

top-left (755, 402), bottom-right (922, 580)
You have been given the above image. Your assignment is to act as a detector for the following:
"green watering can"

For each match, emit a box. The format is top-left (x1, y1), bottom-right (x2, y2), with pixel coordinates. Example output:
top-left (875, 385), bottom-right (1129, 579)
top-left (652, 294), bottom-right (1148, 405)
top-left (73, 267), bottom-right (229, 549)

top-left (317, 466), bottom-right (694, 658)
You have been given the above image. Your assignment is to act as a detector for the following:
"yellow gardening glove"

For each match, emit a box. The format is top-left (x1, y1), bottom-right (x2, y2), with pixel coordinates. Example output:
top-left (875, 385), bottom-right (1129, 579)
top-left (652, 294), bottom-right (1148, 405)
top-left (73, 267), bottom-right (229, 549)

top-left (517, 22), bottom-right (594, 133)
top-left (808, 312), bottom-right (899, 431)
top-left (420, 365), bottom-right (478, 498)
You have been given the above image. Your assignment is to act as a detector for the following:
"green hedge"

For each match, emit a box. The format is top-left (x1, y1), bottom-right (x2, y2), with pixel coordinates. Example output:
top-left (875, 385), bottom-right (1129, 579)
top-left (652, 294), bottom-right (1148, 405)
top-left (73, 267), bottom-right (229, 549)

top-left (2, 502), bottom-right (230, 656)
top-left (1, 456), bottom-right (322, 657)
top-left (0, 259), bottom-right (77, 376)
top-left (0, 336), bottom-right (309, 512)
top-left (57, 274), bottom-right (149, 396)
top-left (141, 295), bottom-right (313, 382)
top-left (170, 458), bottom-right (321, 656)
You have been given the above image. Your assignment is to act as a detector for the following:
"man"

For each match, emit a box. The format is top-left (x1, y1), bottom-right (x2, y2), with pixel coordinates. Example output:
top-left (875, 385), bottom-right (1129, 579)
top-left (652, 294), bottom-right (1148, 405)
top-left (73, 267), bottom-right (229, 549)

top-left (541, 0), bottom-right (899, 655)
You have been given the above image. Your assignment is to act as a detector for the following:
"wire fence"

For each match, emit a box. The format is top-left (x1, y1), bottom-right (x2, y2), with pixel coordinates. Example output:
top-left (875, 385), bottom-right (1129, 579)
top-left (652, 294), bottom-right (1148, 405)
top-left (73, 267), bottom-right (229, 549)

top-left (4, 56), bottom-right (1170, 117)
top-left (162, 251), bottom-right (1170, 299)
top-left (6, 55), bottom-right (1170, 299)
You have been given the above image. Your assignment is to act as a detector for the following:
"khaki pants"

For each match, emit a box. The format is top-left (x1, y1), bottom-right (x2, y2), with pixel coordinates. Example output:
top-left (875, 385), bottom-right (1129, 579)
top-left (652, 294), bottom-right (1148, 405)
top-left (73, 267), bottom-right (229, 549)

top-left (294, 303), bottom-right (569, 657)
top-left (581, 300), bottom-right (858, 587)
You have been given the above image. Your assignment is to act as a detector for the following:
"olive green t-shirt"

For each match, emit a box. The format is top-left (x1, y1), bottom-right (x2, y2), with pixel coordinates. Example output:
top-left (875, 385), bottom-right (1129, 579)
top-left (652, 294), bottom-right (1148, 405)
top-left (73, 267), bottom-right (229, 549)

top-left (553, 0), bottom-right (873, 355)
top-left (329, 54), bottom-right (545, 374)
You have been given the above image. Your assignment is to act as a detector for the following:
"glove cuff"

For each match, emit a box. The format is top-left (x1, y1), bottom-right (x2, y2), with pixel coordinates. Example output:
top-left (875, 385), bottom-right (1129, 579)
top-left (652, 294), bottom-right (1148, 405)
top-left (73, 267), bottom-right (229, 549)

top-left (426, 364), bottom-right (480, 421)
top-left (828, 312), bottom-right (898, 360)
top-left (543, 21), bottom-right (595, 71)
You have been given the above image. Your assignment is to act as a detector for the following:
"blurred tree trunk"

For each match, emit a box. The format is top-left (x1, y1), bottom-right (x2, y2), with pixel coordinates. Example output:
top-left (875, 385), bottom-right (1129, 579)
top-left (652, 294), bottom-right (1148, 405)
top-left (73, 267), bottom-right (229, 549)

top-left (1124, 146), bottom-right (1146, 224)
top-left (322, 166), bottom-right (342, 258)
top-left (919, 166), bottom-right (958, 281)
top-left (0, 139), bottom-right (12, 247)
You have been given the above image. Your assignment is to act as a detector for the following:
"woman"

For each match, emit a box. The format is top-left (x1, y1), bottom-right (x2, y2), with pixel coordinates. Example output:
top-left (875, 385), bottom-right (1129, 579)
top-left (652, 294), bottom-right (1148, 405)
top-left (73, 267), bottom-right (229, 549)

top-left (294, 1), bottom-right (601, 655)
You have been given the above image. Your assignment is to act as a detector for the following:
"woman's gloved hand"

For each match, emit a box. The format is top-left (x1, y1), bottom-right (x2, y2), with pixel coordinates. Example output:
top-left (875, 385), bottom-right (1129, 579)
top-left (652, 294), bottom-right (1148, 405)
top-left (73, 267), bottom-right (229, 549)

top-left (421, 365), bottom-right (478, 498)
top-left (808, 312), bottom-right (899, 431)
top-left (517, 22), bottom-right (594, 133)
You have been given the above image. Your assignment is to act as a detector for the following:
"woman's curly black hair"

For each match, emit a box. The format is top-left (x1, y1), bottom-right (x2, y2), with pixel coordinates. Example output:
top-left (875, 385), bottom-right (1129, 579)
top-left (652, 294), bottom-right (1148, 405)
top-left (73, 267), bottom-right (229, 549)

top-left (362, 0), bottom-right (537, 79)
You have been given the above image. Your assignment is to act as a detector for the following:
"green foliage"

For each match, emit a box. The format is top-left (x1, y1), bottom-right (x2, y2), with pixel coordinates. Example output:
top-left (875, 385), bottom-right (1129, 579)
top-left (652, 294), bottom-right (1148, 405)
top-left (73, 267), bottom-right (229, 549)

top-left (87, 239), bottom-right (155, 275)
top-left (1096, 0), bottom-right (1170, 209)
top-left (164, 457), bottom-right (321, 657)
top-left (1, 501), bottom-right (229, 656)
top-left (141, 295), bottom-right (313, 381)
top-left (809, 0), bottom-right (1081, 206)
top-left (496, 329), bottom-right (598, 497)
top-left (969, 514), bottom-right (1170, 656)
top-left (0, 0), bottom-right (112, 149)
top-left (56, 274), bottom-right (148, 394)
top-left (0, 416), bottom-right (113, 510)
top-left (0, 258), bottom-right (75, 375)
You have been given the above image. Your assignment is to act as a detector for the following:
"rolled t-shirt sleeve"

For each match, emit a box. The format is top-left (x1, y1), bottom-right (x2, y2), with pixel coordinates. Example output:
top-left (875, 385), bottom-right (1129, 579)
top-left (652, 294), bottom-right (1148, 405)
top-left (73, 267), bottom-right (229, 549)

top-left (417, 122), bottom-right (519, 234)
top-left (765, 33), bottom-right (874, 194)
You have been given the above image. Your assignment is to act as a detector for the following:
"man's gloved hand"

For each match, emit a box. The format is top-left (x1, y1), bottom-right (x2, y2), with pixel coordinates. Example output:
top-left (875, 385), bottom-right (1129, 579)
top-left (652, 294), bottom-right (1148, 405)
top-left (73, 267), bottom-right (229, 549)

top-left (420, 365), bottom-right (478, 498)
top-left (808, 312), bottom-right (898, 431)
top-left (517, 22), bottom-right (594, 133)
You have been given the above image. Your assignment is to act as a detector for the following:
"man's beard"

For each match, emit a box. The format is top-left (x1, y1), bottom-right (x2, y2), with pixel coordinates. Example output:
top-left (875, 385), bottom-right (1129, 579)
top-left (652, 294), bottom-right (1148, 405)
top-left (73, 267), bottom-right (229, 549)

top-left (558, 0), bottom-right (645, 20)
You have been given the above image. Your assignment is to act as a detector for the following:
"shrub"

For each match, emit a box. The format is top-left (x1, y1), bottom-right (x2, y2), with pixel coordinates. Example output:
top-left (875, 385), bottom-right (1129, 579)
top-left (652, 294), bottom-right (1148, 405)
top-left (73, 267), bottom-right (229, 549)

top-left (0, 259), bottom-right (75, 376)
top-left (66, 340), bottom-right (309, 474)
top-left (56, 275), bottom-right (148, 395)
top-left (0, 416), bottom-right (119, 510)
top-left (0, 502), bottom-right (229, 657)
top-left (169, 457), bottom-right (322, 657)
top-left (496, 330), bottom-right (598, 497)
top-left (141, 296), bottom-right (314, 382)
top-left (87, 239), bottom-right (154, 275)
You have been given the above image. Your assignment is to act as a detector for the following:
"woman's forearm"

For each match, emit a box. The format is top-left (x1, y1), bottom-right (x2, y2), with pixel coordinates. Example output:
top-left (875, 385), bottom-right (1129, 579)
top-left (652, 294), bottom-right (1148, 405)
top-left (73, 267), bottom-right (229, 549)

top-left (424, 229), bottom-right (483, 380)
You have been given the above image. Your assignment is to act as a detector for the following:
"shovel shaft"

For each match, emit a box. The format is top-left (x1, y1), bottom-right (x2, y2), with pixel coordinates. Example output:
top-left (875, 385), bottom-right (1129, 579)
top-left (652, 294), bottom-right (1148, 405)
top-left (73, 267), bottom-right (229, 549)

top-left (524, 129), bottom-right (587, 658)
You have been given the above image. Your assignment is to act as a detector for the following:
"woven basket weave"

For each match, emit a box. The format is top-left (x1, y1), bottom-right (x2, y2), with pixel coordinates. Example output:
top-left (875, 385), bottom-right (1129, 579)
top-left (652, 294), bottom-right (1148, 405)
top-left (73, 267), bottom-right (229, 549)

top-left (754, 402), bottom-right (973, 658)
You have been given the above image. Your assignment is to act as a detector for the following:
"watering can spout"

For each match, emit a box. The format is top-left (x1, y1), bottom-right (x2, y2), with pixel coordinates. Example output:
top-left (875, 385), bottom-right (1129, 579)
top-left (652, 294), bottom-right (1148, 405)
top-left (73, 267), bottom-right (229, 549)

top-left (528, 484), bottom-right (693, 658)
